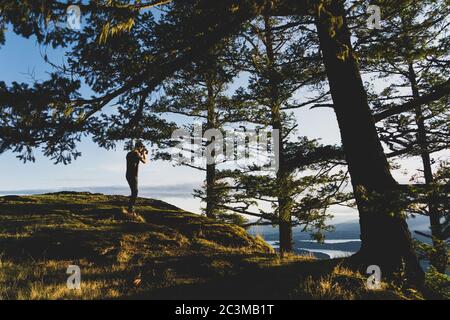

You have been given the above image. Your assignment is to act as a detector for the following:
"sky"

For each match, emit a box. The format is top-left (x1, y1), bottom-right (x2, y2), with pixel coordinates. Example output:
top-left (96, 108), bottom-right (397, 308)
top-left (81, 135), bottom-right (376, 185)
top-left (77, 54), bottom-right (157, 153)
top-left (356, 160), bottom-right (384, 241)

top-left (0, 24), bottom-right (440, 223)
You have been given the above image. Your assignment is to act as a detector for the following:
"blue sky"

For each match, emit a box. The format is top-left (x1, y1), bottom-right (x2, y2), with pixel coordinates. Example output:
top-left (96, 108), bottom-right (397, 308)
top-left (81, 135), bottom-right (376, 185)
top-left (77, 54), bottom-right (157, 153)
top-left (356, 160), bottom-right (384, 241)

top-left (0, 26), bottom-right (436, 221)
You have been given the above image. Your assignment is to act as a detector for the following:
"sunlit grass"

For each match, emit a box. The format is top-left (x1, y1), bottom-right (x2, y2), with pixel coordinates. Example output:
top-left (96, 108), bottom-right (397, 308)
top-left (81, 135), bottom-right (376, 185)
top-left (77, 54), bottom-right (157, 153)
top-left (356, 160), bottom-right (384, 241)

top-left (0, 192), bottom-right (443, 300)
top-left (0, 192), bottom-right (275, 299)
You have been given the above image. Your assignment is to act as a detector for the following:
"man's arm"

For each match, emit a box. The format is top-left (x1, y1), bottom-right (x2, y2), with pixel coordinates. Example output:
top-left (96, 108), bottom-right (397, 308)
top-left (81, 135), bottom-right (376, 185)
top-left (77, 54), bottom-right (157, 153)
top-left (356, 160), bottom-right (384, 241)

top-left (138, 151), bottom-right (148, 164)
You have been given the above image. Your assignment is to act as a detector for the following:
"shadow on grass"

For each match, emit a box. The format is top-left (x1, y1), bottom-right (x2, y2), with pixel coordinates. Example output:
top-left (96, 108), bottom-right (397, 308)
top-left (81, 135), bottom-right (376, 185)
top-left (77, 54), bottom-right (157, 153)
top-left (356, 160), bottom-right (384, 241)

top-left (134, 258), bottom-right (342, 299)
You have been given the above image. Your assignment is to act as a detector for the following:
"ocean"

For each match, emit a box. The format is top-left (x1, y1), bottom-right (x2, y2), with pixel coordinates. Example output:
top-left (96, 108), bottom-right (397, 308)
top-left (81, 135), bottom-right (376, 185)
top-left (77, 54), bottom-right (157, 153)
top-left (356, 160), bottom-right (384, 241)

top-left (248, 215), bottom-right (433, 260)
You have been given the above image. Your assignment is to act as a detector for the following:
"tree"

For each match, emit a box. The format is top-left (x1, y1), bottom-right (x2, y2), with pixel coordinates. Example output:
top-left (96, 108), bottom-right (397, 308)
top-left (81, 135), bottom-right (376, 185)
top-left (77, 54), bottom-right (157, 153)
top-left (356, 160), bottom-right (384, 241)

top-left (154, 41), bottom-right (245, 219)
top-left (219, 14), bottom-right (348, 254)
top-left (314, 0), bottom-right (424, 282)
top-left (0, 75), bottom-right (83, 163)
top-left (355, 0), bottom-right (449, 273)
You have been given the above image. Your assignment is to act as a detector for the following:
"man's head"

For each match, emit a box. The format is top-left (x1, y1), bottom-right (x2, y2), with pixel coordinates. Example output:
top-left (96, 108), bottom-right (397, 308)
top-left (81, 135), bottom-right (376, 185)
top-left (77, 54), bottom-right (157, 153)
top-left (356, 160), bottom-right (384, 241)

top-left (134, 140), bottom-right (148, 154)
top-left (134, 140), bottom-right (144, 149)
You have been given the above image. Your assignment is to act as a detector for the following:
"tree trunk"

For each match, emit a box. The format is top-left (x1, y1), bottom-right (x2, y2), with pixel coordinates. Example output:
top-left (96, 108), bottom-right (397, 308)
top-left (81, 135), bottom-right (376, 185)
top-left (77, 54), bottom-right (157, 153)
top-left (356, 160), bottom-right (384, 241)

top-left (315, 0), bottom-right (423, 284)
top-left (274, 113), bottom-right (292, 254)
top-left (278, 188), bottom-right (293, 255)
top-left (205, 73), bottom-right (217, 219)
top-left (264, 14), bottom-right (293, 255)
top-left (206, 162), bottom-right (217, 219)
top-left (408, 63), bottom-right (447, 273)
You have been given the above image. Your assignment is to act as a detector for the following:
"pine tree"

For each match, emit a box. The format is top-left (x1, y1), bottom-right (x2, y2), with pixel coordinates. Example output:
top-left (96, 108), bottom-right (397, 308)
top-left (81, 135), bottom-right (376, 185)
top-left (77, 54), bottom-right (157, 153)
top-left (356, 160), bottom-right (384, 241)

top-left (154, 41), bottom-right (245, 220)
top-left (355, 0), bottom-right (449, 273)
top-left (218, 14), bottom-right (349, 254)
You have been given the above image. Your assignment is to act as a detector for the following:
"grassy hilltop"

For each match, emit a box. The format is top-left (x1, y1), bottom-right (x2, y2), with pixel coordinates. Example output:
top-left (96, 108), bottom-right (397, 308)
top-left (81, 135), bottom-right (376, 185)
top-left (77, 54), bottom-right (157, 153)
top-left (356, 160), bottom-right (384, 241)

top-left (0, 192), bottom-right (435, 300)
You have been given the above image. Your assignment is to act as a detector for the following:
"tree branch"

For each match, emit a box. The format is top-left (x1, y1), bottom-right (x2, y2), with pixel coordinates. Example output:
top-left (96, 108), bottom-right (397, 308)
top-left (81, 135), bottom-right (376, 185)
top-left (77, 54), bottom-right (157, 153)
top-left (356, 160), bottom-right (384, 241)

top-left (373, 79), bottom-right (450, 122)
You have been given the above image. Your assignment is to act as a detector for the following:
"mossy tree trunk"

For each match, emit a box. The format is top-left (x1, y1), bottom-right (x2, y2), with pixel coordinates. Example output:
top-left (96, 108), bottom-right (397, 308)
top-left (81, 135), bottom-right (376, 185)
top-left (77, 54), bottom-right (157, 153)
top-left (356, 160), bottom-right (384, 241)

top-left (314, 0), bottom-right (424, 284)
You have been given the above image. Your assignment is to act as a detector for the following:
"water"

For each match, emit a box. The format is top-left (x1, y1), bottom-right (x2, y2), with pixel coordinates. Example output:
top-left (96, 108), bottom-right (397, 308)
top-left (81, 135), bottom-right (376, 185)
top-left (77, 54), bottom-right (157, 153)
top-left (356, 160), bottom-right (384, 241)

top-left (265, 239), bottom-right (360, 259)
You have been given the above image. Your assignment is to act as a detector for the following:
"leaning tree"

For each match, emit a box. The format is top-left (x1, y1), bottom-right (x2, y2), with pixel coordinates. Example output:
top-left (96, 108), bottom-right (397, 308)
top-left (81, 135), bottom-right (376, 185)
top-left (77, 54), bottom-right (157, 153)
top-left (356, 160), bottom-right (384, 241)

top-left (354, 0), bottom-right (450, 273)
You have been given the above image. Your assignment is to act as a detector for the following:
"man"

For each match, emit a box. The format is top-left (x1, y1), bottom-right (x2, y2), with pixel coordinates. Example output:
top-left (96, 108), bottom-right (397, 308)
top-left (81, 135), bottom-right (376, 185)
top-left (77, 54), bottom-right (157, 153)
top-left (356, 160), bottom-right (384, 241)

top-left (126, 140), bottom-right (148, 214)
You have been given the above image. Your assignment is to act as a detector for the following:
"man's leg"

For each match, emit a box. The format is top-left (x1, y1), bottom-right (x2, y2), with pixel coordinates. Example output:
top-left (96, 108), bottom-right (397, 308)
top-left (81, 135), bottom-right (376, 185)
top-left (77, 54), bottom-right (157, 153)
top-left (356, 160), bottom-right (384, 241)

top-left (127, 176), bottom-right (138, 212)
top-left (130, 180), bottom-right (138, 212)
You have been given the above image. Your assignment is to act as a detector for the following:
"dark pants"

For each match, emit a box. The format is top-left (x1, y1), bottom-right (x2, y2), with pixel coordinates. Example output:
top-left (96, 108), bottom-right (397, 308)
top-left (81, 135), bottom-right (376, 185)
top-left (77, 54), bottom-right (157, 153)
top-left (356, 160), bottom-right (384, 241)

top-left (126, 175), bottom-right (138, 211)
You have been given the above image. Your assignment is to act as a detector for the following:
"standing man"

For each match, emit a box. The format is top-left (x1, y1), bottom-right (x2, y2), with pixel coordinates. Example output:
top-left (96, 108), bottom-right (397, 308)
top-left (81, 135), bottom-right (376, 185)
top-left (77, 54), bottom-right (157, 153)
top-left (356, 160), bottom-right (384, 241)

top-left (126, 140), bottom-right (148, 214)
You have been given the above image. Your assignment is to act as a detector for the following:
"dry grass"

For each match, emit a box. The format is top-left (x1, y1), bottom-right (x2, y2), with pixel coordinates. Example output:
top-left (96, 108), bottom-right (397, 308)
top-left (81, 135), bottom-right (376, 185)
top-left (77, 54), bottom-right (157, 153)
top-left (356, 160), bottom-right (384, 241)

top-left (292, 265), bottom-right (407, 300)
top-left (0, 192), bottom-right (275, 300)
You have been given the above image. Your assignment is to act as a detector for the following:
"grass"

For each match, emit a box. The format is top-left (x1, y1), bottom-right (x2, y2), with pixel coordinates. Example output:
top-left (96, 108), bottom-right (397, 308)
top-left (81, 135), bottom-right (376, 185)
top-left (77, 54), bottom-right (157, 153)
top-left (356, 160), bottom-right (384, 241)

top-left (0, 192), bottom-right (436, 300)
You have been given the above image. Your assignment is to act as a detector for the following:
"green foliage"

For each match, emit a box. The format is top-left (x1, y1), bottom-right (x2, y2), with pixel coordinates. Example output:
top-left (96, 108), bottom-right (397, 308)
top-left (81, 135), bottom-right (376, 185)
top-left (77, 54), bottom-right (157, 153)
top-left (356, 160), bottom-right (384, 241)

top-left (415, 238), bottom-right (449, 276)
top-left (424, 266), bottom-right (450, 299)
top-left (208, 15), bottom-right (350, 243)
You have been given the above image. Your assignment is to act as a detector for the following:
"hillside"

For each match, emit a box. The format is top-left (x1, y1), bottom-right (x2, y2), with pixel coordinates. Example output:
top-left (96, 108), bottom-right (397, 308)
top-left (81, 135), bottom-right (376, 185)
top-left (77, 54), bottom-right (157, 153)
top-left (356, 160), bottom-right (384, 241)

top-left (0, 192), bottom-right (430, 300)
